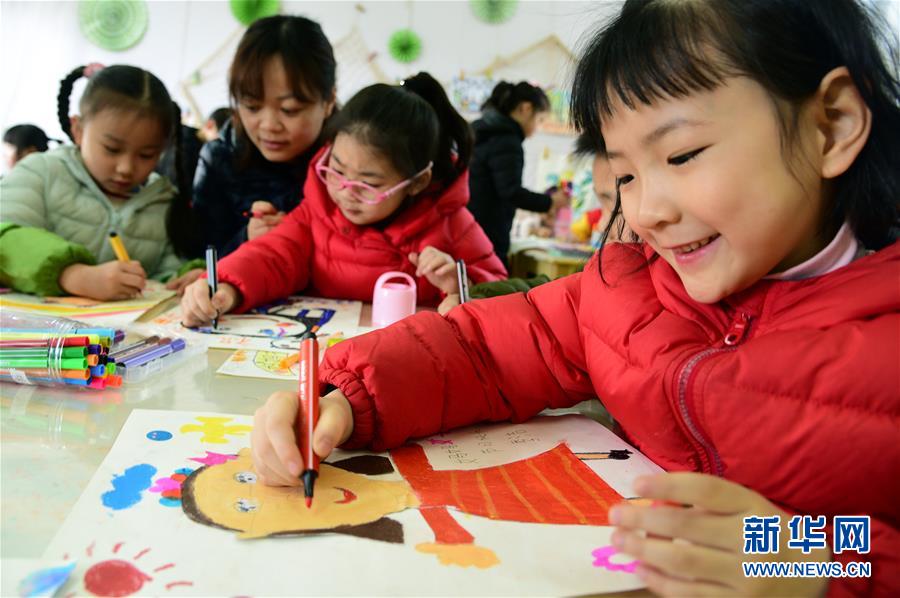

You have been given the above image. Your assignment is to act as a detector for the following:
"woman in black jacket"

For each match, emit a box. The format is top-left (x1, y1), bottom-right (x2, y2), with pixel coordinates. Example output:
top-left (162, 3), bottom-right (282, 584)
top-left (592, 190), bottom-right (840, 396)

top-left (192, 16), bottom-right (336, 258)
top-left (468, 81), bottom-right (569, 267)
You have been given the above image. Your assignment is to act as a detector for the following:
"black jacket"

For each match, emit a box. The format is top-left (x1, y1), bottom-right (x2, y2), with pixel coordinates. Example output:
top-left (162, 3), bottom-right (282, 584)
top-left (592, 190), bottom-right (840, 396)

top-left (155, 124), bottom-right (204, 192)
top-left (467, 109), bottom-right (551, 264)
top-left (191, 121), bottom-right (319, 257)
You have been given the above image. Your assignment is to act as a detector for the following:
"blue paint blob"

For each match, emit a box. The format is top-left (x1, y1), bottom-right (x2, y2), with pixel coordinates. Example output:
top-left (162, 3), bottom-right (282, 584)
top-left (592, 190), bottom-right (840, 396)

top-left (147, 430), bottom-right (173, 441)
top-left (175, 467), bottom-right (194, 475)
top-left (101, 464), bottom-right (157, 510)
top-left (18, 562), bottom-right (76, 597)
top-left (158, 497), bottom-right (181, 507)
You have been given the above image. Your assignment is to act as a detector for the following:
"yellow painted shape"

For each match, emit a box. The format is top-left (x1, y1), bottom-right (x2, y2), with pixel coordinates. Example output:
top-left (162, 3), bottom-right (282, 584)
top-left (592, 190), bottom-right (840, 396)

top-left (415, 542), bottom-right (500, 569)
top-left (180, 416), bottom-right (253, 444)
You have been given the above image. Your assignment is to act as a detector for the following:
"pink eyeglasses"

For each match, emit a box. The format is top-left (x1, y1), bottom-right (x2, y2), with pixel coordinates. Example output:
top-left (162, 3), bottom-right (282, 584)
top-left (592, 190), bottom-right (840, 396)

top-left (315, 145), bottom-right (433, 205)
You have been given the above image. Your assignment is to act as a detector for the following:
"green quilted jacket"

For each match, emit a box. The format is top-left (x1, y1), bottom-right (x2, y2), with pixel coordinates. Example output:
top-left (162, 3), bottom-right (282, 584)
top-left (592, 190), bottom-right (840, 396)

top-left (0, 145), bottom-right (183, 295)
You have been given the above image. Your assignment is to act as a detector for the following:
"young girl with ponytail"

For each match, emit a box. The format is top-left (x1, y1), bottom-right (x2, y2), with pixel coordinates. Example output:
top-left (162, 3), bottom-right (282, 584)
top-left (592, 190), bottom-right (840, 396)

top-left (180, 73), bottom-right (506, 326)
top-left (0, 64), bottom-right (195, 300)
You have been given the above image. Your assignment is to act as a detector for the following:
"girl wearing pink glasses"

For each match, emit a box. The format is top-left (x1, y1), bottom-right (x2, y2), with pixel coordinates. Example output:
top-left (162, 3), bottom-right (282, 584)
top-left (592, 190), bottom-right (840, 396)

top-left (180, 73), bottom-right (507, 326)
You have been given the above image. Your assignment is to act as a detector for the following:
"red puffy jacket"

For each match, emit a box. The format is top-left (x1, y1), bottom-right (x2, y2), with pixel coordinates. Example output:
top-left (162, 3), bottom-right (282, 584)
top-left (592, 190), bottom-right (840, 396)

top-left (218, 147), bottom-right (506, 311)
top-left (322, 241), bottom-right (900, 596)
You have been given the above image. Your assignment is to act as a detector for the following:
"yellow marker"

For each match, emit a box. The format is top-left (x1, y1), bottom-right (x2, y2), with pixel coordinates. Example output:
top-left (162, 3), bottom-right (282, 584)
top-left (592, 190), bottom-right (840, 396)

top-left (108, 232), bottom-right (130, 261)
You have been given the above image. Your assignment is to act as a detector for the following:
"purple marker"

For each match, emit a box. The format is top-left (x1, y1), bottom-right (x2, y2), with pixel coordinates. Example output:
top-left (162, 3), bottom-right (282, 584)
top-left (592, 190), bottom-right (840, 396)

top-left (119, 338), bottom-right (186, 369)
top-left (109, 335), bottom-right (161, 359)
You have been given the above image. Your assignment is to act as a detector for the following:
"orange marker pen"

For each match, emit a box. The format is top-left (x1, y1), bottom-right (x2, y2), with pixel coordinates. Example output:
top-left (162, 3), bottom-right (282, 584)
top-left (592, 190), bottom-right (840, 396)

top-left (295, 331), bottom-right (319, 507)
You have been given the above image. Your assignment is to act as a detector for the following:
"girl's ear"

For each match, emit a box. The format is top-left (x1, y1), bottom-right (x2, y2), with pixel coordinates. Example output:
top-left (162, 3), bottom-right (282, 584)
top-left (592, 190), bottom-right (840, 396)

top-left (407, 169), bottom-right (432, 196)
top-left (814, 66), bottom-right (872, 179)
top-left (70, 116), bottom-right (84, 146)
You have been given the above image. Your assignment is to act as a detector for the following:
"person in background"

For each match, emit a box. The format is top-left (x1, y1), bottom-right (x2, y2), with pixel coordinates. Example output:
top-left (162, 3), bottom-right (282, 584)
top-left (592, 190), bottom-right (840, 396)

top-left (0, 64), bottom-right (196, 300)
top-left (467, 81), bottom-right (569, 268)
top-left (179, 73), bottom-right (506, 326)
top-left (191, 15), bottom-right (337, 258)
top-left (200, 107), bottom-right (230, 142)
top-left (572, 132), bottom-right (625, 243)
top-left (2, 124), bottom-right (59, 172)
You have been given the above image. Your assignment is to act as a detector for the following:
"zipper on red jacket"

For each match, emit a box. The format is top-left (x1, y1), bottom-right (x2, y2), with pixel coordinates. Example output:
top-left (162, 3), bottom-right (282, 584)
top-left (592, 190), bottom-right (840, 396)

top-left (675, 312), bottom-right (752, 476)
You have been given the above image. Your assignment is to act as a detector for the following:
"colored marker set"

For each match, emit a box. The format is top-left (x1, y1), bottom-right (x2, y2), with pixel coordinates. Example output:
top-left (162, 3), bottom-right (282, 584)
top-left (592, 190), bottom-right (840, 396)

top-left (109, 335), bottom-right (187, 371)
top-left (1, 326), bottom-right (126, 389)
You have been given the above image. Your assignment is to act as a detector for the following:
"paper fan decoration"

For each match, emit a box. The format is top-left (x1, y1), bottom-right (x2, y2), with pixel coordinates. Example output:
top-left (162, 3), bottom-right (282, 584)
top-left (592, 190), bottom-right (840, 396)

top-left (78, 0), bottom-right (148, 51)
top-left (230, 0), bottom-right (280, 26)
top-left (470, 0), bottom-right (519, 24)
top-left (388, 29), bottom-right (422, 64)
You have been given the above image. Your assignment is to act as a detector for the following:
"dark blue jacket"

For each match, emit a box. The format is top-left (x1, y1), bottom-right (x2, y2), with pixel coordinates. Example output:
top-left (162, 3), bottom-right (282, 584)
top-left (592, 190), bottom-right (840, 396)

top-left (467, 109), bottom-right (551, 265)
top-left (191, 121), bottom-right (320, 256)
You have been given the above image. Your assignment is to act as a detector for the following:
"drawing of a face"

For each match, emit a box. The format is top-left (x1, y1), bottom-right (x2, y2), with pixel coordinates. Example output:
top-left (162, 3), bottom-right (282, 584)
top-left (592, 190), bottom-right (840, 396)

top-left (198, 315), bottom-right (308, 339)
top-left (182, 449), bottom-right (418, 539)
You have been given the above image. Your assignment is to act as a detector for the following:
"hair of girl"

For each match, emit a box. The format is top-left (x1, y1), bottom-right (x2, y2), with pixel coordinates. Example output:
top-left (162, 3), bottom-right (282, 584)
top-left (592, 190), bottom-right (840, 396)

top-left (208, 107), bottom-right (232, 130)
top-left (325, 72), bottom-right (473, 192)
top-left (571, 0), bottom-right (900, 278)
top-left (3, 124), bottom-right (58, 157)
top-left (573, 131), bottom-right (597, 158)
top-left (228, 15), bottom-right (337, 170)
top-left (56, 64), bottom-right (198, 257)
top-left (481, 80), bottom-right (550, 115)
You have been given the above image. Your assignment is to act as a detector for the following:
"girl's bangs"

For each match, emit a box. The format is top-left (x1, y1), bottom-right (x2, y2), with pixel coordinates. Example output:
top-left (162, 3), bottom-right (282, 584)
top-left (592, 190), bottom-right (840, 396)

top-left (572, 2), bottom-right (739, 150)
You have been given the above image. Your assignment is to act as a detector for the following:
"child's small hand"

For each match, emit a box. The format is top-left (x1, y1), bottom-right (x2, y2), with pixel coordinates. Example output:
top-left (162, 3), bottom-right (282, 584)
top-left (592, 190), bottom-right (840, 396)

top-left (59, 261), bottom-right (147, 301)
top-left (165, 268), bottom-right (204, 295)
top-left (247, 200), bottom-right (285, 240)
top-left (179, 277), bottom-right (239, 327)
top-left (438, 293), bottom-right (460, 315)
top-left (251, 388), bottom-right (355, 486)
top-left (608, 473), bottom-right (830, 597)
top-left (409, 246), bottom-right (459, 295)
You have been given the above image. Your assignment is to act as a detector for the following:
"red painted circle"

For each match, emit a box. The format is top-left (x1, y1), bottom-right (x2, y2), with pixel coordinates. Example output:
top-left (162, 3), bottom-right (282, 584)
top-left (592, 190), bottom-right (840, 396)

top-left (84, 559), bottom-right (151, 596)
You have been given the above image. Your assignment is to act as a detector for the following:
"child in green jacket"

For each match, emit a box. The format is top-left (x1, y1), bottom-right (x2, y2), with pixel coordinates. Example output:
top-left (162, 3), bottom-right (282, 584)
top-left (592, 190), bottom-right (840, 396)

top-left (0, 64), bottom-right (196, 300)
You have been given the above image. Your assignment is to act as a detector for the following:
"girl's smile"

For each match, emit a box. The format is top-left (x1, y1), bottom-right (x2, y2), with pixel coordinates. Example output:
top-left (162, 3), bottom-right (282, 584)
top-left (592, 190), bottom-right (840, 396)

top-left (669, 234), bottom-right (722, 265)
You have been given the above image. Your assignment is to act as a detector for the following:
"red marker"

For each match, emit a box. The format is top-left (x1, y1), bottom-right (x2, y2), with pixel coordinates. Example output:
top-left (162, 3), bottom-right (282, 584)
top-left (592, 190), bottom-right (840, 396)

top-left (295, 331), bottom-right (319, 507)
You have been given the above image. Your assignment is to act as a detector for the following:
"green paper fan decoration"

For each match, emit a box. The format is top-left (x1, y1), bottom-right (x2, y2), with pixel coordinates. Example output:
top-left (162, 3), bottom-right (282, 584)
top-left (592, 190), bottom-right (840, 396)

top-left (230, 0), bottom-right (280, 26)
top-left (388, 29), bottom-right (422, 64)
top-left (79, 0), bottom-right (148, 52)
top-left (470, 0), bottom-right (519, 24)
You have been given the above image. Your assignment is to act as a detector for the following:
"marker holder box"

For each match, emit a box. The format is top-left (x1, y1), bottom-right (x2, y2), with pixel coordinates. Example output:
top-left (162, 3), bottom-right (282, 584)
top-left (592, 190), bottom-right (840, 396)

top-left (1, 310), bottom-right (102, 388)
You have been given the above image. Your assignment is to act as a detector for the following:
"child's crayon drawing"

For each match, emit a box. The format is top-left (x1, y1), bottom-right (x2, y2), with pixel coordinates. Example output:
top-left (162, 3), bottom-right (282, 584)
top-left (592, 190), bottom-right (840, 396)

top-left (149, 468), bottom-right (194, 507)
top-left (101, 464), bottom-right (157, 511)
top-left (591, 545), bottom-right (639, 573)
top-left (179, 416), bottom-right (252, 444)
top-left (149, 296), bottom-right (364, 352)
top-left (0, 281), bottom-right (175, 325)
top-left (44, 410), bottom-right (657, 595)
top-left (47, 541), bottom-right (193, 596)
top-left (215, 348), bottom-right (298, 380)
top-left (1, 560), bottom-right (76, 598)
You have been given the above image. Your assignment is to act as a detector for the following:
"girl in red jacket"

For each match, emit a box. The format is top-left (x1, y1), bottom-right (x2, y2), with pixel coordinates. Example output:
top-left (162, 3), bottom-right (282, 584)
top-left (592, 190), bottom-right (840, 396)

top-left (180, 73), bottom-right (506, 326)
top-left (250, 1), bottom-right (899, 595)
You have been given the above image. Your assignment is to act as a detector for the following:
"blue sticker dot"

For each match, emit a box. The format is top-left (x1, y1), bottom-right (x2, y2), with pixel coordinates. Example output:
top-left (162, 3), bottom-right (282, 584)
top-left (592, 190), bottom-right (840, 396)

top-left (147, 430), bottom-right (173, 441)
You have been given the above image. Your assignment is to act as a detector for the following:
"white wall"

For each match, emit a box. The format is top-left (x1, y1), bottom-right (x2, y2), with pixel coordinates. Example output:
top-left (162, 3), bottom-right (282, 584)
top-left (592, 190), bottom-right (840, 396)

top-left (0, 0), bottom-right (617, 141)
top-left (2, 0), bottom-right (894, 184)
